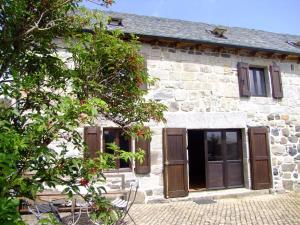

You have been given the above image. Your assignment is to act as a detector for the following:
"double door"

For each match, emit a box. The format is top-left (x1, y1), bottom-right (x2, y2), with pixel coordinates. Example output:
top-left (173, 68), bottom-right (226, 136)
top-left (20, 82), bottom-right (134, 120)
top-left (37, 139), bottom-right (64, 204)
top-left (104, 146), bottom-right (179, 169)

top-left (163, 128), bottom-right (271, 198)
top-left (163, 129), bottom-right (244, 198)
top-left (205, 130), bottom-right (244, 189)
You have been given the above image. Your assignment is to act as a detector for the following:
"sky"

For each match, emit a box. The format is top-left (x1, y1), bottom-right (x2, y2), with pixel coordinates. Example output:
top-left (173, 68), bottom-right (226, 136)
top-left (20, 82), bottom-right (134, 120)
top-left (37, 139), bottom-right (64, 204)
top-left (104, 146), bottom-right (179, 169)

top-left (83, 0), bottom-right (300, 36)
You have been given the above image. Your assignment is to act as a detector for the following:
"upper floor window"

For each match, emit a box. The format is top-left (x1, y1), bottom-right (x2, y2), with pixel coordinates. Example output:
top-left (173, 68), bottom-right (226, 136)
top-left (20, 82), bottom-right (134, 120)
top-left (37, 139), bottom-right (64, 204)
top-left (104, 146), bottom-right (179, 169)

top-left (237, 62), bottom-right (283, 99)
top-left (249, 67), bottom-right (267, 97)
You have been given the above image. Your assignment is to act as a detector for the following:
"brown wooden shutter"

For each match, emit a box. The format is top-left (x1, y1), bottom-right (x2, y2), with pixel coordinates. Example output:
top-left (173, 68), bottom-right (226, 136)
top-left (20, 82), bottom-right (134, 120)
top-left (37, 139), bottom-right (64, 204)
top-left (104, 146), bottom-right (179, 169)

top-left (84, 126), bottom-right (101, 158)
top-left (270, 65), bottom-right (283, 98)
top-left (248, 127), bottom-right (272, 190)
top-left (135, 137), bottom-right (151, 174)
top-left (237, 62), bottom-right (251, 97)
top-left (163, 128), bottom-right (188, 198)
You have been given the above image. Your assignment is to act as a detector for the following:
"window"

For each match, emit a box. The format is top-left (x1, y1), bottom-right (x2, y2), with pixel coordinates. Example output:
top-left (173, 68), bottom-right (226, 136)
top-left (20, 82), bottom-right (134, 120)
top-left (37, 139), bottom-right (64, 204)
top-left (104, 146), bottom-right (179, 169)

top-left (249, 67), bottom-right (267, 97)
top-left (238, 62), bottom-right (283, 98)
top-left (287, 40), bottom-right (300, 48)
top-left (103, 128), bottom-right (131, 169)
top-left (108, 17), bottom-right (123, 26)
top-left (207, 132), bottom-right (222, 161)
top-left (207, 130), bottom-right (242, 161)
top-left (226, 132), bottom-right (241, 160)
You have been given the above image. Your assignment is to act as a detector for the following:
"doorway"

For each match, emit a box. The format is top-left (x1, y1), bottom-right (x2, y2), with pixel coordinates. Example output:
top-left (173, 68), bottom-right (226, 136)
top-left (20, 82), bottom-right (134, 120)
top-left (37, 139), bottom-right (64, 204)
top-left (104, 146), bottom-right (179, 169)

top-left (187, 129), bottom-right (244, 191)
top-left (188, 130), bottom-right (206, 191)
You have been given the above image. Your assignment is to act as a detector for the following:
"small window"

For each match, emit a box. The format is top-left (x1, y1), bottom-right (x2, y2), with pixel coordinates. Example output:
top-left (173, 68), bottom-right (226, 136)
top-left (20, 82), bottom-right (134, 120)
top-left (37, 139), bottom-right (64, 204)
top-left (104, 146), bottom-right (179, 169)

top-left (249, 67), bottom-right (267, 97)
top-left (206, 27), bottom-right (227, 39)
top-left (103, 128), bottom-right (131, 169)
top-left (212, 27), bottom-right (227, 38)
top-left (287, 41), bottom-right (300, 48)
top-left (108, 17), bottom-right (123, 26)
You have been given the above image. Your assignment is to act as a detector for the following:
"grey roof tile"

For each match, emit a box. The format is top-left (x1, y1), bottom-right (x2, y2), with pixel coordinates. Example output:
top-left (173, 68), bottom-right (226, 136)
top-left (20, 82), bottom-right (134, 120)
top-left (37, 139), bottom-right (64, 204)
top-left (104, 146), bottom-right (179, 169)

top-left (102, 11), bottom-right (300, 56)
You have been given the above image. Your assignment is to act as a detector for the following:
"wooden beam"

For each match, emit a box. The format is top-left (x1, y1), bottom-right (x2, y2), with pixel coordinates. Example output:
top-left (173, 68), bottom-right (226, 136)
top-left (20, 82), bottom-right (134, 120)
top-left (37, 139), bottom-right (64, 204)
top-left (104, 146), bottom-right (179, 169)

top-left (298, 57), bottom-right (300, 64)
top-left (268, 53), bottom-right (276, 58)
top-left (251, 51), bottom-right (260, 57)
top-left (281, 54), bottom-right (289, 60)
top-left (193, 44), bottom-right (203, 50)
top-left (148, 39), bottom-right (159, 46)
top-left (235, 49), bottom-right (242, 55)
top-left (214, 46), bottom-right (224, 53)
top-left (175, 42), bottom-right (188, 48)
top-left (200, 45), bottom-right (208, 52)
top-left (167, 42), bottom-right (177, 48)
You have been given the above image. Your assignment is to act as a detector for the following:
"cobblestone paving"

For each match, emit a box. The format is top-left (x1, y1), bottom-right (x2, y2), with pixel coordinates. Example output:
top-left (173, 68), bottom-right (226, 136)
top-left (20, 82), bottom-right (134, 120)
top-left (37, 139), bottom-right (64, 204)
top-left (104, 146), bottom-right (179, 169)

top-left (125, 193), bottom-right (300, 225)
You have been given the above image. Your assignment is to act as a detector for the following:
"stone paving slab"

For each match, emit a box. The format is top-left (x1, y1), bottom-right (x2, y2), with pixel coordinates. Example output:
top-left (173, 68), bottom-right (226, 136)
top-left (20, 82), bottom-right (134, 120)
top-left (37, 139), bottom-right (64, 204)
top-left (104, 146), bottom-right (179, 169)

top-left (125, 193), bottom-right (300, 225)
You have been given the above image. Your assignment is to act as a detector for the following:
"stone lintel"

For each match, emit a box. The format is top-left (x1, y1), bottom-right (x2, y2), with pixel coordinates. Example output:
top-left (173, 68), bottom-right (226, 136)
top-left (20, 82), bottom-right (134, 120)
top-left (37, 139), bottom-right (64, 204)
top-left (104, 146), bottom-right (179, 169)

top-left (164, 112), bottom-right (247, 129)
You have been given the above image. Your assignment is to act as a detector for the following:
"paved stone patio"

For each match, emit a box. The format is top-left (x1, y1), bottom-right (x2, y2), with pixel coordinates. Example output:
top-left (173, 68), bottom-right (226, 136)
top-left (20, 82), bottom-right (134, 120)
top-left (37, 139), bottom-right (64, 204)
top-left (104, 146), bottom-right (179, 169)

top-left (23, 193), bottom-right (300, 224)
top-left (125, 193), bottom-right (300, 225)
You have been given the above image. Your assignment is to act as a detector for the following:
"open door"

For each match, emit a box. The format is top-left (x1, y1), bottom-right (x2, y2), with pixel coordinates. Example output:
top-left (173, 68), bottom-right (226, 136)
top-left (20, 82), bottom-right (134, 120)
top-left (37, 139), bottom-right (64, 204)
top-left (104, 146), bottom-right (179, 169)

top-left (248, 127), bottom-right (272, 190)
top-left (163, 128), bottom-right (188, 198)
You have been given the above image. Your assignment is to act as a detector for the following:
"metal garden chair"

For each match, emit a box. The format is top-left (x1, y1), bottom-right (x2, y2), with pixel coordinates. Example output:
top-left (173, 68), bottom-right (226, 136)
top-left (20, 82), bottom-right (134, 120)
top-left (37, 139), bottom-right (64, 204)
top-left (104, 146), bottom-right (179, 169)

top-left (22, 178), bottom-right (139, 225)
top-left (111, 180), bottom-right (139, 225)
top-left (23, 197), bottom-right (97, 225)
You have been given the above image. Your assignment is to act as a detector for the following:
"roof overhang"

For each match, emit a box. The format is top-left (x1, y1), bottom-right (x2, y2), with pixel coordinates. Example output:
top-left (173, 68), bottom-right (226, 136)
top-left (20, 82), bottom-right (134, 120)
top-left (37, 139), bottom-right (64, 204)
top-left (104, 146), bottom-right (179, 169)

top-left (133, 33), bottom-right (300, 58)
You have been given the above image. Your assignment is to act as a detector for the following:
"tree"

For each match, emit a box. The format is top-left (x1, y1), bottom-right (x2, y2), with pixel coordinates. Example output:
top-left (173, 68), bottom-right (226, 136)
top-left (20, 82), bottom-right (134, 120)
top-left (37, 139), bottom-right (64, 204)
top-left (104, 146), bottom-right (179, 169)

top-left (0, 1), bottom-right (166, 224)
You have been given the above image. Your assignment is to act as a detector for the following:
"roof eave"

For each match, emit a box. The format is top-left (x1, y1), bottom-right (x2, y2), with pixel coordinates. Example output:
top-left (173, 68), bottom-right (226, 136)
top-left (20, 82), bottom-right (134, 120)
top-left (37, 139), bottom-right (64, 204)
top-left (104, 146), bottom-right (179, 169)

top-left (132, 33), bottom-right (300, 57)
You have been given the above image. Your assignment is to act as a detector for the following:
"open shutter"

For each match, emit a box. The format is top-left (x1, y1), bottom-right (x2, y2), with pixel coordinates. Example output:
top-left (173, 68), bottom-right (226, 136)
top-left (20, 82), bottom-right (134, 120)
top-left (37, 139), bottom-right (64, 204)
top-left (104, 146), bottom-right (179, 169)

top-left (270, 65), bottom-right (283, 98)
top-left (163, 128), bottom-right (188, 198)
top-left (84, 126), bottom-right (101, 158)
top-left (237, 62), bottom-right (251, 97)
top-left (135, 137), bottom-right (151, 174)
top-left (248, 127), bottom-right (272, 190)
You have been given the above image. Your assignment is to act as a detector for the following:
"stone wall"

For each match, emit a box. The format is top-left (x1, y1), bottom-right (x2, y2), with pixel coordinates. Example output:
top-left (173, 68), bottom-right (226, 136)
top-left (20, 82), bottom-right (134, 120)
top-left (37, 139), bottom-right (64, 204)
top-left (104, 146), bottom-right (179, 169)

top-left (136, 43), bottom-right (300, 201)
top-left (56, 42), bottom-right (300, 202)
top-left (268, 114), bottom-right (300, 191)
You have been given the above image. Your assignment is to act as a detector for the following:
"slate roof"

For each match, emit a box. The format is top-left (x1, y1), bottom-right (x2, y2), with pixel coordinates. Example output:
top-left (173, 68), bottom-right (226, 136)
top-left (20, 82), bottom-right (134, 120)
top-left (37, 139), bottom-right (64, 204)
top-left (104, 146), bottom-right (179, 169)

top-left (103, 11), bottom-right (300, 56)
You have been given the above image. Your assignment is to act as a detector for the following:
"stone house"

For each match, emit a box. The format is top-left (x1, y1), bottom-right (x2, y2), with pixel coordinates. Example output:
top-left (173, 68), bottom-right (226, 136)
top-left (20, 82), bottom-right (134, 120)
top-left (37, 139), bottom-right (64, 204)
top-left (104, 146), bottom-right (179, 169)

top-left (82, 11), bottom-right (300, 203)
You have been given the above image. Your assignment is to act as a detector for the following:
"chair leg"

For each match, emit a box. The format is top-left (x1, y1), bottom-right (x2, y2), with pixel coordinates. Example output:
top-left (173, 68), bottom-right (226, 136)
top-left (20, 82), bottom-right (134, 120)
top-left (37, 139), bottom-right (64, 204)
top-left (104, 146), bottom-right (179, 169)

top-left (127, 213), bottom-right (137, 225)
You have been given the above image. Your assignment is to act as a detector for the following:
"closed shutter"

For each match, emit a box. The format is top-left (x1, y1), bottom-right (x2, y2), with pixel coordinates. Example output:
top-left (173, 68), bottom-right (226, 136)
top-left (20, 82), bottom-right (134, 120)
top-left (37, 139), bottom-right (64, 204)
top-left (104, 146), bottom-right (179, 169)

top-left (84, 126), bottom-right (101, 158)
top-left (237, 62), bottom-right (251, 97)
top-left (270, 65), bottom-right (283, 98)
top-left (135, 137), bottom-right (151, 174)
top-left (163, 128), bottom-right (188, 198)
top-left (248, 127), bottom-right (272, 190)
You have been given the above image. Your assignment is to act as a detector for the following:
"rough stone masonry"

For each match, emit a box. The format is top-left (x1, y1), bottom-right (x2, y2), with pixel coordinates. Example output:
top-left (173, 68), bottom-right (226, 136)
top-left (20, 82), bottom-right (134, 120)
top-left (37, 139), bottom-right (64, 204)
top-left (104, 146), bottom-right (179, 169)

top-left (135, 43), bottom-right (300, 201)
top-left (56, 39), bottom-right (300, 203)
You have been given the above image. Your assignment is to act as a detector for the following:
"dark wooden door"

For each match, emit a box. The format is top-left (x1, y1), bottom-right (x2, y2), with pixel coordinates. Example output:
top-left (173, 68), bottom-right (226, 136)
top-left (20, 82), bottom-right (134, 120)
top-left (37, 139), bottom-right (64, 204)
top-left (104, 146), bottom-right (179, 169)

top-left (205, 131), bottom-right (225, 189)
top-left (248, 127), bottom-right (272, 190)
top-left (205, 130), bottom-right (244, 189)
top-left (225, 131), bottom-right (244, 188)
top-left (163, 128), bottom-right (188, 198)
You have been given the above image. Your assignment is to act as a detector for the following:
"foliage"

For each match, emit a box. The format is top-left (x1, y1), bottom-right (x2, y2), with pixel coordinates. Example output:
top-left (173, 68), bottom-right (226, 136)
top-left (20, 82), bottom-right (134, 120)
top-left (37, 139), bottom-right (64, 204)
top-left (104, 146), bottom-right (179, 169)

top-left (0, 197), bottom-right (25, 225)
top-left (0, 0), bottom-right (166, 224)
